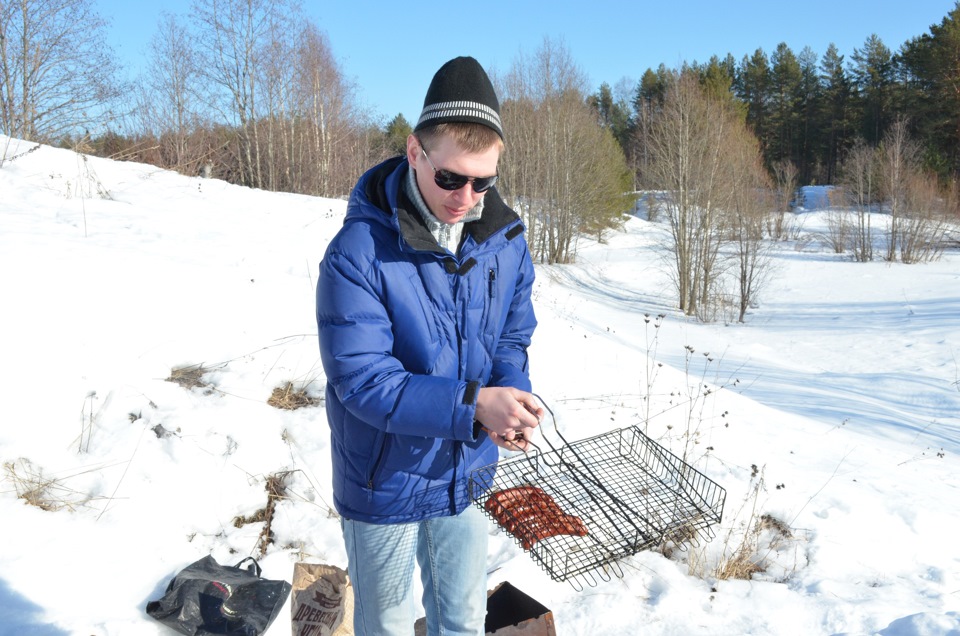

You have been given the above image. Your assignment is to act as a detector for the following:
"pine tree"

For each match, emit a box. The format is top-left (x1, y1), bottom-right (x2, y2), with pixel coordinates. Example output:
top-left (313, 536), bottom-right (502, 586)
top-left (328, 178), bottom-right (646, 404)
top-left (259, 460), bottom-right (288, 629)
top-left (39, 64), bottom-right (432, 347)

top-left (698, 55), bottom-right (739, 107)
top-left (635, 65), bottom-right (670, 111)
top-left (632, 66), bottom-right (671, 187)
top-left (850, 34), bottom-right (895, 144)
top-left (383, 114), bottom-right (412, 157)
top-left (819, 43), bottom-right (853, 183)
top-left (796, 47), bottom-right (822, 182)
top-left (588, 82), bottom-right (632, 152)
top-left (736, 48), bottom-right (771, 156)
top-left (897, 2), bottom-right (960, 176)
top-left (768, 43), bottom-right (803, 167)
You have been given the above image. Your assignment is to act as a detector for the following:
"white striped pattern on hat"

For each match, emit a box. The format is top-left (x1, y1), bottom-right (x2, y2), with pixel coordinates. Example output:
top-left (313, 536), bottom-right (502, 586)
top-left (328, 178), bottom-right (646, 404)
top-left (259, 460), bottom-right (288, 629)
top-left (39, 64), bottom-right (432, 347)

top-left (417, 100), bottom-right (503, 133)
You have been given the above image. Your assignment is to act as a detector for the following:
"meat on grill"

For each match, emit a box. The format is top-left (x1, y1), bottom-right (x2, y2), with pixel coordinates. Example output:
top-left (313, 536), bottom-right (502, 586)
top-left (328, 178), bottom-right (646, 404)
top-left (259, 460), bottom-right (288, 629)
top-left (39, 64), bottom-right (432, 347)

top-left (484, 485), bottom-right (588, 549)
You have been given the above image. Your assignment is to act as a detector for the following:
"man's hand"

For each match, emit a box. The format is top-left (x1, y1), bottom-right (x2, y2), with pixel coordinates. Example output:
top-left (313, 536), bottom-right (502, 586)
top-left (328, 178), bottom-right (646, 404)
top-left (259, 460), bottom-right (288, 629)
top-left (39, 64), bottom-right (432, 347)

top-left (475, 387), bottom-right (544, 451)
top-left (483, 426), bottom-right (537, 451)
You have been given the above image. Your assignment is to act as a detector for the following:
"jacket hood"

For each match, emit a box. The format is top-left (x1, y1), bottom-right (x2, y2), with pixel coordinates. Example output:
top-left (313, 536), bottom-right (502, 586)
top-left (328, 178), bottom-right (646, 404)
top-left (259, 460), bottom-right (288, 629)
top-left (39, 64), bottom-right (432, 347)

top-left (347, 156), bottom-right (522, 255)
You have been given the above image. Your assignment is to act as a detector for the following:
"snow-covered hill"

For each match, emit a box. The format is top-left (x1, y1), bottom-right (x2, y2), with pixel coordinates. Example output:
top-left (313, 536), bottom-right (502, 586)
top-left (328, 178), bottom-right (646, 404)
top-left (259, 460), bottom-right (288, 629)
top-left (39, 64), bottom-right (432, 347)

top-left (1, 137), bottom-right (959, 635)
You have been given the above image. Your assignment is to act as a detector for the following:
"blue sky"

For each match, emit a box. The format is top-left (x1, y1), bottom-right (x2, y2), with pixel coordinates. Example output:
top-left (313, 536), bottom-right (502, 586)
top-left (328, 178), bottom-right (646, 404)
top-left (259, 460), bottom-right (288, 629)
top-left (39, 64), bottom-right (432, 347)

top-left (99, 0), bottom-right (958, 125)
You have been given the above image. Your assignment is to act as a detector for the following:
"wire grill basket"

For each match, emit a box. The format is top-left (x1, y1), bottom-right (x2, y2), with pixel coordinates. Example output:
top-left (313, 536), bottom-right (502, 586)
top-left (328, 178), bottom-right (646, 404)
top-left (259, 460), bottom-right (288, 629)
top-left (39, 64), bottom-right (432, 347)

top-left (470, 411), bottom-right (726, 589)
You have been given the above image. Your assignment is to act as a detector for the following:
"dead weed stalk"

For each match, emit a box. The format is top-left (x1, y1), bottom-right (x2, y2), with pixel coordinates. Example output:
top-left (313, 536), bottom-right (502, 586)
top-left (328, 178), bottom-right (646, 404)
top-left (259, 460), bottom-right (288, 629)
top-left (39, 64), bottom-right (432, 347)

top-left (233, 471), bottom-right (293, 558)
top-left (686, 468), bottom-right (797, 582)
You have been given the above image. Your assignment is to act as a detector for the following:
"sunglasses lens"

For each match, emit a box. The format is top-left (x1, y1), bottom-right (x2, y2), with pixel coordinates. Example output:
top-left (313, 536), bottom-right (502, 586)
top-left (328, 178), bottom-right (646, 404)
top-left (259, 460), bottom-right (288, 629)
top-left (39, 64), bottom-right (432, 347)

top-left (434, 169), bottom-right (470, 191)
top-left (472, 176), bottom-right (498, 192)
top-left (434, 169), bottom-right (498, 193)
top-left (422, 142), bottom-right (499, 193)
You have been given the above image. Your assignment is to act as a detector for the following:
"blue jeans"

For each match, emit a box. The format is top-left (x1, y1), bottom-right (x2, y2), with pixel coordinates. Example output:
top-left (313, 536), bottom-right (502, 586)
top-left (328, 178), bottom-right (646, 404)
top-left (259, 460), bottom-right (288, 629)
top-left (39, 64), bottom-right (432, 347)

top-left (342, 505), bottom-right (488, 636)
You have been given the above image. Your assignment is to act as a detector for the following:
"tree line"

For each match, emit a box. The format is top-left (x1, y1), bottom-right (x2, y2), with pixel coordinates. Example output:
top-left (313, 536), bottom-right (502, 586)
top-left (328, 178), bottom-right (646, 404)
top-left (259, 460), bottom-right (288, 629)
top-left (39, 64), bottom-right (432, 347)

top-left (0, 0), bottom-right (632, 266)
top-left (601, 3), bottom-right (960, 187)
top-left (2, 0), bottom-right (958, 323)
top-left (4, 0), bottom-right (958, 196)
top-left (2, 0), bottom-right (382, 195)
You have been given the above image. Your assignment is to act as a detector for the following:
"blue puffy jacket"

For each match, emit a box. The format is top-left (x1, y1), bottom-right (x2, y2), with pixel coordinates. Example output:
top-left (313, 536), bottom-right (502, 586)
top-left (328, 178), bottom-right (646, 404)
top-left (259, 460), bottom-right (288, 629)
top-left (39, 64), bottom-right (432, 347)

top-left (316, 157), bottom-right (537, 524)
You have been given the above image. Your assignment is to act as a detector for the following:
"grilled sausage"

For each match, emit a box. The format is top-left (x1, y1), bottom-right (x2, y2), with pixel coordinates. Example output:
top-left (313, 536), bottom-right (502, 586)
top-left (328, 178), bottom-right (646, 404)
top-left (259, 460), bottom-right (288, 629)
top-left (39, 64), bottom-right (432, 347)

top-left (484, 485), bottom-right (551, 517)
top-left (509, 512), bottom-right (588, 549)
top-left (485, 485), bottom-right (588, 549)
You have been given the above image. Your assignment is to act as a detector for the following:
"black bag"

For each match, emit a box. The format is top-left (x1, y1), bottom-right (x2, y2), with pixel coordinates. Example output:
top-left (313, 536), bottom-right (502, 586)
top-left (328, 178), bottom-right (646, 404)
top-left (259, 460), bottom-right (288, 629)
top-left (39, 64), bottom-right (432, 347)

top-left (146, 555), bottom-right (292, 636)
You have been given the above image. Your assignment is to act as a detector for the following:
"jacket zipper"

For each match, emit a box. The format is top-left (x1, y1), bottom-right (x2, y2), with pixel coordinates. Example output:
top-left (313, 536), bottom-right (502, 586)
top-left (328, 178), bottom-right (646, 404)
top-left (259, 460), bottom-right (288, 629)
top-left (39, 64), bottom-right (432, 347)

top-left (367, 433), bottom-right (388, 494)
top-left (488, 268), bottom-right (497, 298)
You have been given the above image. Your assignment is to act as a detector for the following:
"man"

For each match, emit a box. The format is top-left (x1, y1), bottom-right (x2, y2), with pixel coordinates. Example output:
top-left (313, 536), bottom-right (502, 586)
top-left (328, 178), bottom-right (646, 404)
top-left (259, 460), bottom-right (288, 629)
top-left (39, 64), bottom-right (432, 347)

top-left (316, 56), bottom-right (542, 636)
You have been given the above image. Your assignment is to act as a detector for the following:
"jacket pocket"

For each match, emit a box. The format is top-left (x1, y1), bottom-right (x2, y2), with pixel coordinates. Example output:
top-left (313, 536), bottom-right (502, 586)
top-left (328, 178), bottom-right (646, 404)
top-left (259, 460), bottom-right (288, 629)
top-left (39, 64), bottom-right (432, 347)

top-left (479, 265), bottom-right (499, 329)
top-left (365, 431), bottom-right (389, 496)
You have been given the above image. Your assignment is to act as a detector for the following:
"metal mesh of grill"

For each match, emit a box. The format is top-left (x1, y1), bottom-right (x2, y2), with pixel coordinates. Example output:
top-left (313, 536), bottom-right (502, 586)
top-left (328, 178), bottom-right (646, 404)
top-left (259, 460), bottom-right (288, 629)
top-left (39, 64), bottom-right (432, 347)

top-left (470, 425), bottom-right (727, 589)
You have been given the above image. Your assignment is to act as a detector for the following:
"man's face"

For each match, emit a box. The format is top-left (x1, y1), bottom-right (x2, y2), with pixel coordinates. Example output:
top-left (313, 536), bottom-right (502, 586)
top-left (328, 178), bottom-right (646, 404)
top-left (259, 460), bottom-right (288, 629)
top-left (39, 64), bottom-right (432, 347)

top-left (407, 134), bottom-right (500, 224)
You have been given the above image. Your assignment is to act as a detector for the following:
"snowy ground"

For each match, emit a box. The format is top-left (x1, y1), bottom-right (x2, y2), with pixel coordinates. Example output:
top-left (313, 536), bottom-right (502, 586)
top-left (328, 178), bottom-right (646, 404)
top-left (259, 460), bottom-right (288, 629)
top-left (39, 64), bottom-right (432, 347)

top-left (1, 137), bottom-right (959, 635)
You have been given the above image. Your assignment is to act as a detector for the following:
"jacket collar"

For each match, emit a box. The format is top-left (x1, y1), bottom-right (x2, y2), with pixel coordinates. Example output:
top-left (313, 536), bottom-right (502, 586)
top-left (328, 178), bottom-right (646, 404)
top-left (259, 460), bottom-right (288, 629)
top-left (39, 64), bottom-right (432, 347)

top-left (361, 157), bottom-right (523, 254)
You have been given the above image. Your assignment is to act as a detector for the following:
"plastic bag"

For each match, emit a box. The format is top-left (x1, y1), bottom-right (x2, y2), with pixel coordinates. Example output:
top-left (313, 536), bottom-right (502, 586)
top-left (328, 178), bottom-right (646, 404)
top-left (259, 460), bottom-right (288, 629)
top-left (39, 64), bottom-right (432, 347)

top-left (147, 555), bottom-right (292, 636)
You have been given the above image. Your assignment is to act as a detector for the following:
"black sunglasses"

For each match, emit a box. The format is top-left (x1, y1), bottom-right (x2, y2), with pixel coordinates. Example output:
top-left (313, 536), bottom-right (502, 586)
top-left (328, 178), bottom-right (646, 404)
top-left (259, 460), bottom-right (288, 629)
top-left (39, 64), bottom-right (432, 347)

top-left (420, 146), bottom-right (498, 193)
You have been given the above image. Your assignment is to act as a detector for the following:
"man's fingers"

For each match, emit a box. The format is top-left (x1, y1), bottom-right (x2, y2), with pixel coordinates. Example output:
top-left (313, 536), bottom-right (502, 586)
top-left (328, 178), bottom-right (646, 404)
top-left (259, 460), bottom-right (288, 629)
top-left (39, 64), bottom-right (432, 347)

top-left (497, 435), bottom-right (528, 452)
top-left (508, 437), bottom-right (528, 451)
top-left (516, 393), bottom-right (543, 425)
top-left (517, 405), bottom-right (541, 428)
top-left (483, 425), bottom-right (530, 452)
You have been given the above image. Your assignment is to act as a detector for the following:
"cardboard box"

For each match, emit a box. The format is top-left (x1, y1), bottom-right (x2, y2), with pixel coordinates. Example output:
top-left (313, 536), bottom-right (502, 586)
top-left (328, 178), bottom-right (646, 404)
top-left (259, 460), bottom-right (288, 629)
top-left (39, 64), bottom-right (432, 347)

top-left (484, 581), bottom-right (556, 635)
top-left (414, 581), bottom-right (556, 635)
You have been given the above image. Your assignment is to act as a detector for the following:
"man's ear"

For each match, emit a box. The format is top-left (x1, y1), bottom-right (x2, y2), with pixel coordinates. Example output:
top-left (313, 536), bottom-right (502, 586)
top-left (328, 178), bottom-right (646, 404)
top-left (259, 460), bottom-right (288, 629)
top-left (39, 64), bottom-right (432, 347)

top-left (406, 134), bottom-right (420, 165)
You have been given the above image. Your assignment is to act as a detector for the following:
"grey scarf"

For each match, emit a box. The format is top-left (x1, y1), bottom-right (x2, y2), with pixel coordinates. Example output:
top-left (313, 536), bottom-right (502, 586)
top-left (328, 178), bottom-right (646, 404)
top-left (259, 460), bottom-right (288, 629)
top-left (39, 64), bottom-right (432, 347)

top-left (404, 166), bottom-right (484, 255)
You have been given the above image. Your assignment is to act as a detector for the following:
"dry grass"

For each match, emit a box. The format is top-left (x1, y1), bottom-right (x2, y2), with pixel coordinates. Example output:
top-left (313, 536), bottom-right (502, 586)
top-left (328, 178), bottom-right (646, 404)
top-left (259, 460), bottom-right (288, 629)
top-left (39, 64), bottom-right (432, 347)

top-left (713, 512), bottom-right (795, 580)
top-left (3, 458), bottom-right (92, 512)
top-left (684, 469), bottom-right (800, 583)
top-left (166, 364), bottom-right (211, 391)
top-left (709, 484), bottom-right (768, 581)
top-left (714, 546), bottom-right (766, 580)
top-left (267, 382), bottom-right (319, 410)
top-left (710, 510), bottom-right (795, 581)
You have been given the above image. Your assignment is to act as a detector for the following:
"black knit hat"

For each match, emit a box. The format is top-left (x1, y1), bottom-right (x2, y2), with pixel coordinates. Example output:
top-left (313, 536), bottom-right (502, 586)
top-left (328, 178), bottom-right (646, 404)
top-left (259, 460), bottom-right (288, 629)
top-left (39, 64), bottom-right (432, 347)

top-left (414, 56), bottom-right (503, 140)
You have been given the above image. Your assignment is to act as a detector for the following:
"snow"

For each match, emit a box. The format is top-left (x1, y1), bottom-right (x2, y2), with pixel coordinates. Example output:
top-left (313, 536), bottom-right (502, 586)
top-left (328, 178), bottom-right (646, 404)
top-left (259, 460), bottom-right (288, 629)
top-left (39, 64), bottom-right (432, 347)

top-left (1, 136), bottom-right (959, 635)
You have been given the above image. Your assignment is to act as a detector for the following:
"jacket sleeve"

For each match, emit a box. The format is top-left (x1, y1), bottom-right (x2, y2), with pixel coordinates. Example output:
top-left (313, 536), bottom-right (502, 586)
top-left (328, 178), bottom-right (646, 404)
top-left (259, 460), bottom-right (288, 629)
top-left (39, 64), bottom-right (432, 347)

top-left (317, 248), bottom-right (479, 442)
top-left (487, 236), bottom-right (537, 392)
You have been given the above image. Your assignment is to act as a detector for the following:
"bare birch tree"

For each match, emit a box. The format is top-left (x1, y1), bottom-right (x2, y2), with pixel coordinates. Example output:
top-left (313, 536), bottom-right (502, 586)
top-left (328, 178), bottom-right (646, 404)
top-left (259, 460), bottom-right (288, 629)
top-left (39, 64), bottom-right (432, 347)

top-left (192, 0), bottom-right (295, 188)
top-left (879, 117), bottom-right (920, 261)
top-left (726, 124), bottom-right (774, 322)
top-left (898, 169), bottom-right (950, 263)
top-left (292, 22), bottom-right (363, 196)
top-left (769, 159), bottom-right (797, 240)
top-left (646, 70), bottom-right (772, 320)
top-left (840, 138), bottom-right (878, 262)
top-left (139, 12), bottom-right (207, 173)
top-left (0, 0), bottom-right (121, 141)
top-left (498, 38), bottom-right (632, 263)
top-left (186, 0), bottom-right (365, 196)
top-left (646, 71), bottom-right (732, 317)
